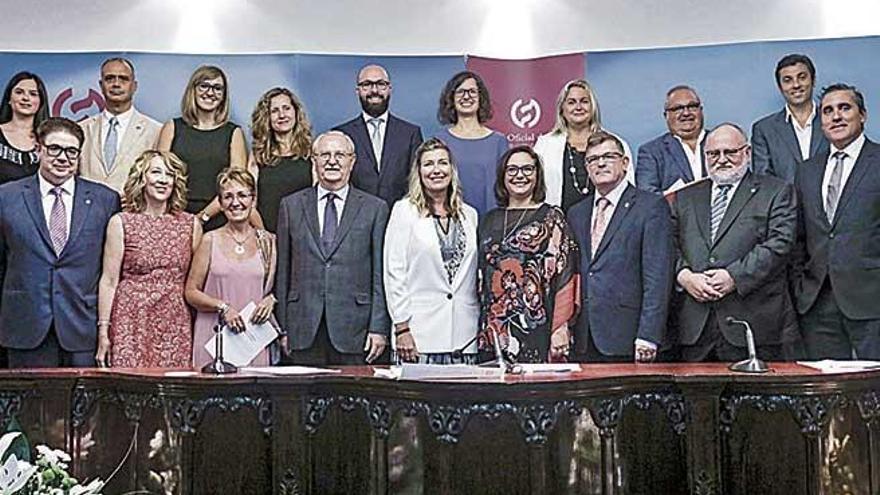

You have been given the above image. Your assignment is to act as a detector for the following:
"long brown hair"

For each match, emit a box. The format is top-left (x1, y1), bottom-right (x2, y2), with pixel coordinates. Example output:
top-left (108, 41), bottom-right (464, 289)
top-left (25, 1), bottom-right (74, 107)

top-left (250, 87), bottom-right (312, 166)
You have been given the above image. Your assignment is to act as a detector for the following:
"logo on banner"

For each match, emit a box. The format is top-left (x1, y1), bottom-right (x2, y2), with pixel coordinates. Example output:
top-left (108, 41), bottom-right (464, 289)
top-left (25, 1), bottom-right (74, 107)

top-left (52, 88), bottom-right (105, 121)
top-left (509, 98), bottom-right (541, 129)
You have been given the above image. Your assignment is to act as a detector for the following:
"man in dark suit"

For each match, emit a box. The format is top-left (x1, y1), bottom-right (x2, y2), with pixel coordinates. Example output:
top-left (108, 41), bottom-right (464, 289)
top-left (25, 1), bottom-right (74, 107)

top-left (0, 117), bottom-right (120, 368)
top-left (794, 83), bottom-right (880, 360)
top-left (334, 64), bottom-right (423, 207)
top-left (275, 130), bottom-right (390, 365)
top-left (673, 123), bottom-right (797, 362)
top-left (568, 131), bottom-right (674, 362)
top-left (636, 85), bottom-right (707, 194)
top-left (752, 54), bottom-right (827, 183)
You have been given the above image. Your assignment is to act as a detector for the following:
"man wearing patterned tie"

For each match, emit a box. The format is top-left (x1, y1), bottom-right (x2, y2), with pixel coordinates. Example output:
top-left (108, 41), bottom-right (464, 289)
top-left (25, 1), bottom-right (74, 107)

top-left (0, 118), bottom-right (120, 367)
top-left (794, 83), bottom-right (880, 360)
top-left (567, 131), bottom-right (674, 362)
top-left (334, 64), bottom-right (423, 207)
top-left (275, 131), bottom-right (389, 365)
top-left (672, 123), bottom-right (797, 362)
top-left (79, 57), bottom-right (162, 193)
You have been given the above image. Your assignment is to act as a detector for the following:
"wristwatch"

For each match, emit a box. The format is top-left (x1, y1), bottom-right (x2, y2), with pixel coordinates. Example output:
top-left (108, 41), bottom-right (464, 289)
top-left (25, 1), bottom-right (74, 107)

top-left (217, 302), bottom-right (229, 314)
top-left (199, 212), bottom-right (211, 224)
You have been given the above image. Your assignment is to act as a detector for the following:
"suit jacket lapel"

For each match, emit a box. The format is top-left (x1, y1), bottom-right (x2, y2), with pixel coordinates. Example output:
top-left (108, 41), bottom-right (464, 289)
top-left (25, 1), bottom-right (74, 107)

top-left (580, 196), bottom-right (596, 262)
top-left (326, 188), bottom-right (363, 258)
top-left (63, 179), bottom-right (93, 256)
top-left (351, 118), bottom-right (378, 171)
top-left (665, 134), bottom-right (694, 182)
top-left (809, 112), bottom-right (825, 158)
top-left (593, 185), bottom-right (636, 260)
top-left (116, 111), bottom-right (146, 170)
top-left (302, 187), bottom-right (324, 258)
top-left (22, 176), bottom-right (55, 254)
top-left (90, 115), bottom-right (108, 174)
top-left (774, 110), bottom-right (804, 163)
top-left (692, 180), bottom-right (712, 248)
top-left (832, 140), bottom-right (877, 227)
top-left (377, 115), bottom-right (396, 180)
top-left (713, 173), bottom-right (759, 247)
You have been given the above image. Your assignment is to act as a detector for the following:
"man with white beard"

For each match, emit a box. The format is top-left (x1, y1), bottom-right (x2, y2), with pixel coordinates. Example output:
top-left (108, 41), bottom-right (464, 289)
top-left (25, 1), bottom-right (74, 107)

top-left (671, 123), bottom-right (798, 362)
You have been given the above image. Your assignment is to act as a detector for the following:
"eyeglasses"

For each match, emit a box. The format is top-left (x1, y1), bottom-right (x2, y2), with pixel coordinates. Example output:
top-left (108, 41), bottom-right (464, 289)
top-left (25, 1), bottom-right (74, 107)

top-left (664, 102), bottom-right (702, 115)
top-left (505, 164), bottom-right (536, 177)
top-left (585, 151), bottom-right (624, 166)
top-left (196, 82), bottom-right (225, 94)
top-left (705, 144), bottom-right (748, 161)
top-left (43, 144), bottom-right (81, 160)
top-left (454, 88), bottom-right (479, 99)
top-left (318, 151), bottom-right (353, 162)
top-left (357, 80), bottom-right (390, 91)
top-left (219, 191), bottom-right (254, 203)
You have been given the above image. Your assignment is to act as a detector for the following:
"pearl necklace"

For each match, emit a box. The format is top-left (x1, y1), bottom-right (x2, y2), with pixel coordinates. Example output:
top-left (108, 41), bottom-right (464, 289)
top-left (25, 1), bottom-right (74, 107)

top-left (566, 142), bottom-right (590, 195)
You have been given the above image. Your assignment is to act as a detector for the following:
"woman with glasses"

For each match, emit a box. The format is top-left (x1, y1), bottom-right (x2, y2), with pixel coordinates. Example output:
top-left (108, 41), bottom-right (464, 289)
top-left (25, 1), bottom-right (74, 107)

top-left (96, 151), bottom-right (202, 367)
top-left (186, 168), bottom-right (278, 368)
top-left (384, 138), bottom-right (479, 364)
top-left (435, 71), bottom-right (509, 216)
top-left (478, 146), bottom-right (580, 364)
top-left (158, 65), bottom-right (248, 230)
top-left (0, 71), bottom-right (49, 183)
top-left (248, 87), bottom-right (314, 232)
top-left (533, 79), bottom-right (634, 211)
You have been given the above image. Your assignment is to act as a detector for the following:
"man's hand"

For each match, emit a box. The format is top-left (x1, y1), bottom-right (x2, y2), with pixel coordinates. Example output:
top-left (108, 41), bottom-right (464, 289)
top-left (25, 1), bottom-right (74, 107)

top-left (677, 269), bottom-right (724, 302)
top-left (364, 333), bottom-right (387, 363)
top-left (634, 341), bottom-right (657, 363)
top-left (704, 268), bottom-right (736, 297)
top-left (549, 324), bottom-right (571, 360)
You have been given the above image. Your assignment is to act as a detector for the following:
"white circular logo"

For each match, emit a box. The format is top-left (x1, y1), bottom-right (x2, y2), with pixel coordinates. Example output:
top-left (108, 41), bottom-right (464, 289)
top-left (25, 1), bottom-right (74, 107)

top-left (510, 98), bottom-right (541, 129)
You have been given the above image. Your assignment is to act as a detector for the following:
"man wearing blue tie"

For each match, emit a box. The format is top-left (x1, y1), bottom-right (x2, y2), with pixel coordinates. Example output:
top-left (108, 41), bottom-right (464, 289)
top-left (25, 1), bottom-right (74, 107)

top-left (0, 117), bottom-right (120, 367)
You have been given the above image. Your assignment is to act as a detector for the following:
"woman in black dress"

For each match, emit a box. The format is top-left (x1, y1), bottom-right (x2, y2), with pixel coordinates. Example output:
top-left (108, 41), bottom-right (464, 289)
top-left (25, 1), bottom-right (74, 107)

top-left (0, 72), bottom-right (49, 183)
top-left (158, 65), bottom-right (248, 230)
top-left (248, 87), bottom-right (314, 232)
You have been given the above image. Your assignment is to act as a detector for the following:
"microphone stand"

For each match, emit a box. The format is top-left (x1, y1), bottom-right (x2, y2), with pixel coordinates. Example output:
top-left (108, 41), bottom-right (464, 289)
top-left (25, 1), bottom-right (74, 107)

top-left (201, 311), bottom-right (238, 375)
top-left (726, 316), bottom-right (769, 373)
top-left (478, 325), bottom-right (523, 375)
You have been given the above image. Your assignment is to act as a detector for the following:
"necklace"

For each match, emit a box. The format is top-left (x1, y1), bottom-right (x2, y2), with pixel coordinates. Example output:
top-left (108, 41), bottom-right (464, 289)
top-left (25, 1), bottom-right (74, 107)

top-left (566, 141), bottom-right (590, 195)
top-left (503, 207), bottom-right (529, 241)
top-left (228, 228), bottom-right (254, 255)
top-left (433, 214), bottom-right (451, 235)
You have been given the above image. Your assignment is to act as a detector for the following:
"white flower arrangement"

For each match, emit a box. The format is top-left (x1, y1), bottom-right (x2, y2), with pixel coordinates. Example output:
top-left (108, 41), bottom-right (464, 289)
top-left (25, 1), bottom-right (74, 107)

top-left (0, 432), bottom-right (103, 495)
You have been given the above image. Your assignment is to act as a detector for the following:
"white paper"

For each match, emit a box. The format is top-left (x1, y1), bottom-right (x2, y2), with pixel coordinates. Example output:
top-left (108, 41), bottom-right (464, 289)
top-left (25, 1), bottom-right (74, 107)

top-left (241, 366), bottom-right (341, 375)
top-left (518, 363), bottom-right (581, 374)
top-left (797, 360), bottom-right (880, 373)
top-left (662, 179), bottom-right (688, 196)
top-left (205, 301), bottom-right (279, 367)
top-left (397, 364), bottom-right (505, 380)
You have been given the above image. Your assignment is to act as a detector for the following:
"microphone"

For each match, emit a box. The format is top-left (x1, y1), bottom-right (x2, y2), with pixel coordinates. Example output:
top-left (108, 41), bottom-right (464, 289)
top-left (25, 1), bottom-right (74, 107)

top-left (201, 311), bottom-right (239, 375)
top-left (450, 333), bottom-right (480, 361)
top-left (725, 316), bottom-right (769, 373)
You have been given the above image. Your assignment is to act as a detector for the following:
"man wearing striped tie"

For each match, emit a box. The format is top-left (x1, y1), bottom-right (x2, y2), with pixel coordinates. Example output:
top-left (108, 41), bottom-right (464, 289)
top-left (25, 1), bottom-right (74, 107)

top-left (672, 123), bottom-right (797, 362)
top-left (794, 83), bottom-right (880, 360)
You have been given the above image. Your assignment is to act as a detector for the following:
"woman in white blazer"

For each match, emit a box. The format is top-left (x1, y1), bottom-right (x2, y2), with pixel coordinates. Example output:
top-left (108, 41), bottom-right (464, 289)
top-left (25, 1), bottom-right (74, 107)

top-left (533, 79), bottom-right (634, 211)
top-left (384, 138), bottom-right (480, 364)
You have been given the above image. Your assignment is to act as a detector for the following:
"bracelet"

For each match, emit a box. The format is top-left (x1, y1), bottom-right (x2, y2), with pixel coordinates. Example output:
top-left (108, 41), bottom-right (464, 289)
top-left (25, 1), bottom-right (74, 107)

top-left (97, 320), bottom-right (111, 327)
top-left (217, 302), bottom-right (230, 315)
top-left (394, 328), bottom-right (410, 338)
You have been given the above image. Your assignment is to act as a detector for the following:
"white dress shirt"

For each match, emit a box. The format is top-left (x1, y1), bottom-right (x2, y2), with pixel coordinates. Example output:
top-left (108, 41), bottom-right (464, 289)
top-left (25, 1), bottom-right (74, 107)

top-left (674, 129), bottom-right (706, 181)
top-left (362, 110), bottom-right (388, 169)
top-left (316, 184), bottom-right (350, 234)
top-left (589, 176), bottom-right (628, 229)
top-left (101, 106), bottom-right (134, 155)
top-left (785, 103), bottom-right (816, 161)
top-left (38, 173), bottom-right (75, 234)
top-left (822, 133), bottom-right (866, 205)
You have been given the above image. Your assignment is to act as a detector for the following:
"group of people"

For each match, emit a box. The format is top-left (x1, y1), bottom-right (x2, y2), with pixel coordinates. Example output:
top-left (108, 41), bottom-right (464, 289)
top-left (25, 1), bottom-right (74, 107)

top-left (0, 52), bottom-right (875, 369)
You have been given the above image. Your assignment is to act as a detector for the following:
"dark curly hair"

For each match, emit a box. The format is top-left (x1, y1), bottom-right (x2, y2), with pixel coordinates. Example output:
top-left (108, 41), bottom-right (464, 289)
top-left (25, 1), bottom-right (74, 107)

top-left (437, 71), bottom-right (493, 125)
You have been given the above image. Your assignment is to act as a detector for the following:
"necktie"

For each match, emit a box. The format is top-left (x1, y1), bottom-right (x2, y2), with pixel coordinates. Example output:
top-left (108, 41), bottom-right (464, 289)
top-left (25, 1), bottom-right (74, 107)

top-left (368, 117), bottom-right (383, 170)
top-left (825, 151), bottom-right (846, 223)
top-left (103, 116), bottom-right (118, 173)
top-left (710, 184), bottom-right (732, 242)
top-left (591, 197), bottom-right (611, 257)
top-left (321, 192), bottom-right (338, 250)
top-left (48, 187), bottom-right (67, 255)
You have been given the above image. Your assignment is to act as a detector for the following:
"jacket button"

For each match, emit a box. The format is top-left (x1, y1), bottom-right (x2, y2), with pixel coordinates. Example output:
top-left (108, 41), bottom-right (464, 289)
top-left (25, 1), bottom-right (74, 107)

top-left (709, 256), bottom-right (716, 263)
top-left (829, 233), bottom-right (835, 239)
top-left (588, 272), bottom-right (594, 277)
top-left (446, 293), bottom-right (453, 300)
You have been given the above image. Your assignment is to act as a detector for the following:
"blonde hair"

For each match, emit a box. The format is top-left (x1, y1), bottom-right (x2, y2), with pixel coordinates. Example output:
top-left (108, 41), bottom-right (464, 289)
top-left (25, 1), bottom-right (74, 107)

top-left (550, 79), bottom-right (602, 135)
top-left (122, 150), bottom-right (189, 214)
top-left (216, 167), bottom-right (256, 194)
top-left (250, 87), bottom-right (312, 166)
top-left (405, 138), bottom-right (465, 219)
top-left (180, 65), bottom-right (230, 127)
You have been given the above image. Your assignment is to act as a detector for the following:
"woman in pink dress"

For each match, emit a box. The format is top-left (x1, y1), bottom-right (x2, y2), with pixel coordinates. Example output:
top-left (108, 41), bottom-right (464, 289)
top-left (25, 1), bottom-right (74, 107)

top-left (186, 168), bottom-right (278, 368)
top-left (96, 150), bottom-right (202, 367)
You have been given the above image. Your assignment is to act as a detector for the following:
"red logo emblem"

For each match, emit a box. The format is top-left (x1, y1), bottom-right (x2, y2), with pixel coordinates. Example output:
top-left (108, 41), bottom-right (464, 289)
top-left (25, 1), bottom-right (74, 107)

top-left (52, 88), bottom-right (105, 121)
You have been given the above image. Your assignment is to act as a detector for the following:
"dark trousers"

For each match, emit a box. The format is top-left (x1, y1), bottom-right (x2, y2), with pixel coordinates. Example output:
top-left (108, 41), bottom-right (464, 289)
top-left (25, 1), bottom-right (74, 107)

top-left (572, 331), bottom-right (632, 363)
top-left (7, 326), bottom-right (95, 368)
top-left (802, 280), bottom-right (880, 360)
top-left (286, 314), bottom-right (366, 366)
top-left (681, 311), bottom-right (782, 363)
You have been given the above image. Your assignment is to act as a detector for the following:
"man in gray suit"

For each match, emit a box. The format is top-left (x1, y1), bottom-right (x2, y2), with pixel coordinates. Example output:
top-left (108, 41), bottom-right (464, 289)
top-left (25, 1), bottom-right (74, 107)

top-left (752, 54), bottom-right (827, 183)
top-left (275, 130), bottom-right (389, 365)
top-left (672, 123), bottom-right (797, 362)
top-left (79, 58), bottom-right (161, 193)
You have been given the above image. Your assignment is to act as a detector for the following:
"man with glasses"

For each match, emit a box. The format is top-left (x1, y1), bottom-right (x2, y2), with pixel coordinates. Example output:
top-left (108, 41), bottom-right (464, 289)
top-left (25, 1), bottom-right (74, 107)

top-left (79, 57), bottom-right (162, 193)
top-left (567, 131), bottom-right (674, 362)
top-left (0, 117), bottom-right (120, 368)
top-left (751, 54), bottom-right (827, 184)
top-left (334, 64), bottom-right (423, 207)
top-left (275, 131), bottom-right (390, 365)
top-left (636, 85), bottom-right (708, 194)
top-left (672, 123), bottom-right (796, 362)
